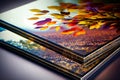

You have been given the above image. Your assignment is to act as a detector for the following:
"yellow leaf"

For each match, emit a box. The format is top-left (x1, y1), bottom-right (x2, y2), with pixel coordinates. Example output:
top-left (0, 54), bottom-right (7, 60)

top-left (28, 17), bottom-right (39, 20)
top-left (47, 6), bottom-right (62, 11)
top-left (47, 21), bottom-right (56, 26)
top-left (55, 26), bottom-right (60, 31)
top-left (40, 26), bottom-right (48, 30)
top-left (78, 21), bottom-right (87, 24)
top-left (51, 13), bottom-right (64, 19)
top-left (68, 9), bottom-right (79, 12)
top-left (73, 30), bottom-right (86, 36)
top-left (34, 14), bottom-right (44, 16)
top-left (90, 25), bottom-right (100, 29)
top-left (90, 22), bottom-right (104, 29)
top-left (30, 9), bottom-right (41, 12)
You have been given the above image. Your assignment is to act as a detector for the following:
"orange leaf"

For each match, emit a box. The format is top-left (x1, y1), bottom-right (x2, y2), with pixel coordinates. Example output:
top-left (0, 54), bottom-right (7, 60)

top-left (73, 29), bottom-right (86, 36)
top-left (61, 28), bottom-right (76, 35)
top-left (47, 21), bottom-right (56, 26)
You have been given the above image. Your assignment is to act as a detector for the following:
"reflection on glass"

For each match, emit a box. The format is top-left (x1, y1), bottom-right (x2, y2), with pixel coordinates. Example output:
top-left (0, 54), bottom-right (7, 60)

top-left (0, 27), bottom-right (87, 76)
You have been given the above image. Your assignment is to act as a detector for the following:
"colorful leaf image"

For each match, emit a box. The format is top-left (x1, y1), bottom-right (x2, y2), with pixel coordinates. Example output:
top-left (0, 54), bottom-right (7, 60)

top-left (28, 1), bottom-right (120, 36)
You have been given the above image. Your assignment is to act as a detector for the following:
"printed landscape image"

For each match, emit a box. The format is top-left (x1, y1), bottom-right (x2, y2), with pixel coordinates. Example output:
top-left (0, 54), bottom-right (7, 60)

top-left (0, 27), bottom-right (89, 76)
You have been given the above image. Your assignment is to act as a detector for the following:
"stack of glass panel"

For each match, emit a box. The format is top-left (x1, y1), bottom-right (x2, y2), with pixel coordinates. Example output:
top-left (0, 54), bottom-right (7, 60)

top-left (0, 0), bottom-right (120, 79)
